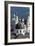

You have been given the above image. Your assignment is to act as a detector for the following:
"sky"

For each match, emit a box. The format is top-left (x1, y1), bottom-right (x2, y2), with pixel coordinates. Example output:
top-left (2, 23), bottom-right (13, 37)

top-left (11, 7), bottom-right (30, 20)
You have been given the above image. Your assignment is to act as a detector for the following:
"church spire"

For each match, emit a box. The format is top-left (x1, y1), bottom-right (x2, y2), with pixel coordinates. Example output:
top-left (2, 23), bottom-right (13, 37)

top-left (14, 13), bottom-right (15, 17)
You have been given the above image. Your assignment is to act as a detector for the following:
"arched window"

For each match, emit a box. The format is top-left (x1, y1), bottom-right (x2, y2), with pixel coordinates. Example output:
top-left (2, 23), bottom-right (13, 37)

top-left (17, 30), bottom-right (18, 33)
top-left (20, 30), bottom-right (21, 33)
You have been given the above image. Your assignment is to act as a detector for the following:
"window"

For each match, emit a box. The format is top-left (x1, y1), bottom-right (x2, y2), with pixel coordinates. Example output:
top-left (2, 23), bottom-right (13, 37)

top-left (17, 30), bottom-right (18, 33)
